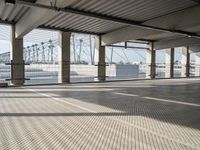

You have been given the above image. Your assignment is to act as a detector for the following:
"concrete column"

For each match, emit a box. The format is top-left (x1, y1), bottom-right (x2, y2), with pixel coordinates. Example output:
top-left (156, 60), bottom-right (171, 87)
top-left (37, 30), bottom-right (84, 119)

top-left (11, 26), bottom-right (24, 86)
top-left (165, 49), bottom-right (171, 78)
top-left (97, 36), bottom-right (106, 81)
top-left (170, 48), bottom-right (175, 78)
top-left (195, 52), bottom-right (200, 76)
top-left (147, 42), bottom-right (156, 79)
top-left (146, 49), bottom-right (151, 78)
top-left (58, 32), bottom-right (71, 83)
top-left (165, 48), bottom-right (174, 78)
top-left (186, 47), bottom-right (190, 77)
top-left (94, 36), bottom-right (100, 65)
top-left (181, 47), bottom-right (190, 77)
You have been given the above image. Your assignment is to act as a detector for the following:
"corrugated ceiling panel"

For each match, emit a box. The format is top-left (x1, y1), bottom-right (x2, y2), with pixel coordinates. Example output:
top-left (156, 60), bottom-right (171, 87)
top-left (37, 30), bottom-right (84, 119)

top-left (70, 0), bottom-right (197, 21)
top-left (13, 6), bottom-right (29, 22)
top-left (45, 12), bottom-right (127, 34)
top-left (43, 0), bottom-right (198, 34)
top-left (1, 4), bottom-right (14, 20)
top-left (0, 3), bottom-right (29, 23)
top-left (0, 2), bottom-right (6, 19)
top-left (7, 5), bottom-right (23, 21)
top-left (1, 0), bottom-right (199, 35)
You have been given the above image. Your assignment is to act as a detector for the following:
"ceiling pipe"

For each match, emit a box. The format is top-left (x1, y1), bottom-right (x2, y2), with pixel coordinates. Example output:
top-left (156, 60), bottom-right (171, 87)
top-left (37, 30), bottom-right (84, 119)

top-left (9, 0), bottom-right (200, 39)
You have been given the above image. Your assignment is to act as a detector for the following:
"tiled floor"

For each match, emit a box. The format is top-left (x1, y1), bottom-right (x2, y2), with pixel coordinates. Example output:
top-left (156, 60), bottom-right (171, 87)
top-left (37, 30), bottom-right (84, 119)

top-left (0, 78), bottom-right (200, 150)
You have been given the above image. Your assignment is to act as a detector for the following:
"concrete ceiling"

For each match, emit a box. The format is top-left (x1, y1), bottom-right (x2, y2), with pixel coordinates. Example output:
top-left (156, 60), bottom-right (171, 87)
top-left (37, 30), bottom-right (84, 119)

top-left (0, 0), bottom-right (200, 51)
top-left (102, 5), bottom-right (200, 46)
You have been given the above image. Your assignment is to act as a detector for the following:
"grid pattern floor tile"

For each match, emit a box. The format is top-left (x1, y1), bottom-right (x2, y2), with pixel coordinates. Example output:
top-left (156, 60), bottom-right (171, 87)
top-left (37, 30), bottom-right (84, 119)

top-left (0, 78), bottom-right (200, 150)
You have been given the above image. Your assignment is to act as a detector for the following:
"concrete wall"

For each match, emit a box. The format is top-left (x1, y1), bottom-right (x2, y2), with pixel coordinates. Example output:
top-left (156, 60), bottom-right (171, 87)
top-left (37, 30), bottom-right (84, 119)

top-left (25, 64), bottom-right (139, 77)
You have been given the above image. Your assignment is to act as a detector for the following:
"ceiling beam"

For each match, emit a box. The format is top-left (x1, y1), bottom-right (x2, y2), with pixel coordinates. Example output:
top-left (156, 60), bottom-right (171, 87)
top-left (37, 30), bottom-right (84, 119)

top-left (61, 8), bottom-right (199, 38)
top-left (102, 5), bottom-right (200, 45)
top-left (15, 0), bottom-right (200, 39)
top-left (38, 25), bottom-right (100, 35)
top-left (0, 19), bottom-right (14, 25)
top-left (101, 26), bottom-right (179, 45)
top-left (13, 0), bottom-right (78, 38)
top-left (0, 16), bottom-right (99, 35)
top-left (189, 45), bottom-right (200, 52)
top-left (154, 37), bottom-right (200, 50)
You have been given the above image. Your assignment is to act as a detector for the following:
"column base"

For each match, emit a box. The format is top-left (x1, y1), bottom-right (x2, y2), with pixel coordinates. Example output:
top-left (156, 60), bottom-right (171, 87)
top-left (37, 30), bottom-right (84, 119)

top-left (12, 81), bottom-right (24, 86)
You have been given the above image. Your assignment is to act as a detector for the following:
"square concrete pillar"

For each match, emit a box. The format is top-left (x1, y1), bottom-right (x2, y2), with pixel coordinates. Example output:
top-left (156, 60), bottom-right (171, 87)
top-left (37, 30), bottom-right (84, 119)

top-left (186, 47), bottom-right (190, 77)
top-left (165, 49), bottom-right (171, 78)
top-left (97, 36), bottom-right (106, 81)
top-left (146, 49), bottom-right (151, 78)
top-left (195, 52), bottom-right (200, 76)
top-left (165, 48), bottom-right (174, 78)
top-left (11, 26), bottom-right (24, 86)
top-left (181, 47), bottom-right (190, 77)
top-left (58, 32), bottom-right (71, 83)
top-left (93, 36), bottom-right (100, 65)
top-left (146, 42), bottom-right (156, 79)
